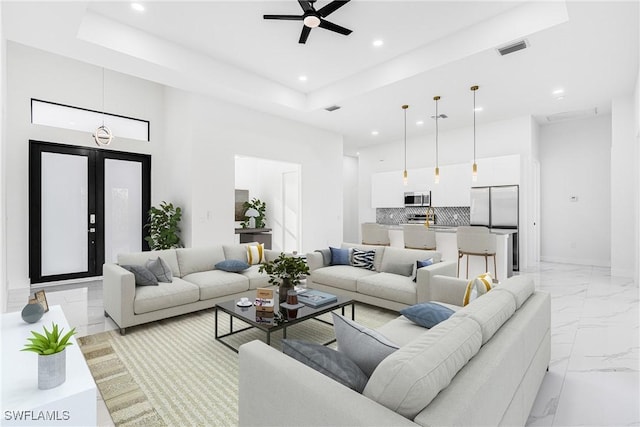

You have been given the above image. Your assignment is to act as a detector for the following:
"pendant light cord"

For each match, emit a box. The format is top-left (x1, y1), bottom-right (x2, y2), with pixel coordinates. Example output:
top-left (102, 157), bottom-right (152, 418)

top-left (473, 88), bottom-right (476, 163)
top-left (404, 106), bottom-right (407, 172)
top-left (435, 97), bottom-right (439, 169)
top-left (102, 67), bottom-right (106, 127)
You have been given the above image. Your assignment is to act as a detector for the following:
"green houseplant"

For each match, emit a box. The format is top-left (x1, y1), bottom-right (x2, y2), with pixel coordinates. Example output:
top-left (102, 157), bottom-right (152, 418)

top-left (22, 322), bottom-right (77, 389)
top-left (145, 201), bottom-right (183, 250)
top-left (241, 198), bottom-right (266, 229)
top-left (259, 253), bottom-right (309, 303)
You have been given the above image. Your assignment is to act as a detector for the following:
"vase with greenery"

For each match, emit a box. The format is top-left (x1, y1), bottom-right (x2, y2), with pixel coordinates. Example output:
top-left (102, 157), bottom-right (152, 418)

top-left (22, 322), bottom-right (77, 390)
top-left (259, 253), bottom-right (309, 303)
top-left (240, 198), bottom-right (266, 229)
top-left (145, 201), bottom-right (183, 250)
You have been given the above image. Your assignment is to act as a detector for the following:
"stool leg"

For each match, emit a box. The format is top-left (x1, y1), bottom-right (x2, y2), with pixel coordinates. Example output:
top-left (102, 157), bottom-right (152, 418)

top-left (457, 252), bottom-right (461, 277)
top-left (485, 255), bottom-right (488, 273)
top-left (466, 254), bottom-right (469, 279)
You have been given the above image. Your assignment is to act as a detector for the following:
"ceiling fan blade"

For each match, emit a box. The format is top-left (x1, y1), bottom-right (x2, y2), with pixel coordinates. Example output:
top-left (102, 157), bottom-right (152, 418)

top-left (317, 0), bottom-right (350, 18)
top-left (298, 0), bottom-right (313, 12)
top-left (299, 25), bottom-right (312, 44)
top-left (318, 19), bottom-right (352, 35)
top-left (264, 14), bottom-right (303, 20)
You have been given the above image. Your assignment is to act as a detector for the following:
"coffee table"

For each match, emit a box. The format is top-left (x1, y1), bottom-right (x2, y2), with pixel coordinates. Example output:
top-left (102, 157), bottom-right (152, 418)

top-left (215, 291), bottom-right (354, 353)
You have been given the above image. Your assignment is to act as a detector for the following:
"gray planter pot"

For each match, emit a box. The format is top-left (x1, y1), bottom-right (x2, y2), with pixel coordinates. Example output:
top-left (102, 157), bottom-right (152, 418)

top-left (38, 349), bottom-right (66, 390)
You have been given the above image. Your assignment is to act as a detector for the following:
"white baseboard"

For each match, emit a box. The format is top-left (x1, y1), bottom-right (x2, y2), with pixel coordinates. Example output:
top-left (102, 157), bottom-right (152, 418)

top-left (540, 256), bottom-right (611, 268)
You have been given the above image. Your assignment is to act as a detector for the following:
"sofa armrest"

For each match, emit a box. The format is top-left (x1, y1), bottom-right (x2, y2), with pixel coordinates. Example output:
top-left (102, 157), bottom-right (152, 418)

top-left (239, 340), bottom-right (416, 427)
top-left (427, 275), bottom-right (469, 306)
top-left (415, 260), bottom-right (457, 302)
top-left (102, 263), bottom-right (136, 331)
top-left (264, 249), bottom-right (281, 263)
top-left (305, 251), bottom-right (325, 272)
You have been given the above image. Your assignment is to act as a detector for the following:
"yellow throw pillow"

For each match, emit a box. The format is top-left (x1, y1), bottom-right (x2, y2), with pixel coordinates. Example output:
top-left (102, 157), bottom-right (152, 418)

top-left (462, 272), bottom-right (494, 306)
top-left (247, 243), bottom-right (265, 265)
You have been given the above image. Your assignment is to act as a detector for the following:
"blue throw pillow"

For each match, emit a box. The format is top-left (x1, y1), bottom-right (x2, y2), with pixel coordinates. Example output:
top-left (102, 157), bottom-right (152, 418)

top-left (413, 257), bottom-right (434, 282)
top-left (329, 247), bottom-right (350, 265)
top-left (400, 302), bottom-right (455, 328)
top-left (215, 259), bottom-right (250, 272)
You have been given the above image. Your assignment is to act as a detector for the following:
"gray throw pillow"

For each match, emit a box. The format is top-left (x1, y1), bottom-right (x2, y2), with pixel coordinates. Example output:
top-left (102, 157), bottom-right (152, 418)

top-left (282, 339), bottom-right (368, 393)
top-left (121, 265), bottom-right (158, 286)
top-left (400, 302), bottom-right (455, 328)
top-left (383, 262), bottom-right (413, 277)
top-left (146, 257), bottom-right (173, 283)
top-left (332, 313), bottom-right (399, 377)
top-left (315, 248), bottom-right (332, 266)
top-left (215, 259), bottom-right (250, 272)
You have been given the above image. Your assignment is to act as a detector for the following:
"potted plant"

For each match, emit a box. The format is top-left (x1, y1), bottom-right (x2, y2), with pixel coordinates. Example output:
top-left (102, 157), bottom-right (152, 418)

top-left (259, 253), bottom-right (309, 303)
top-left (241, 198), bottom-right (266, 229)
top-left (22, 322), bottom-right (77, 390)
top-left (145, 201), bottom-right (183, 250)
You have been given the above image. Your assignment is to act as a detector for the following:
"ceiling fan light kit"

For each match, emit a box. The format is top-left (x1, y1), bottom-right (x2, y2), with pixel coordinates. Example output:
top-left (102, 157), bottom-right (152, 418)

top-left (264, 0), bottom-right (353, 44)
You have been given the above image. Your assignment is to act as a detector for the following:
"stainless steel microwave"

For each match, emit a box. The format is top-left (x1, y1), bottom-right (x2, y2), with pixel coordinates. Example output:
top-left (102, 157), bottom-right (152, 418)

top-left (404, 191), bottom-right (431, 207)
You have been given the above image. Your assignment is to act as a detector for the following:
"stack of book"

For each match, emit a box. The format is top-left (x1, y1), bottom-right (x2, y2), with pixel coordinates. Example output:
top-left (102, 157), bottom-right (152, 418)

top-left (255, 288), bottom-right (275, 324)
top-left (297, 289), bottom-right (337, 307)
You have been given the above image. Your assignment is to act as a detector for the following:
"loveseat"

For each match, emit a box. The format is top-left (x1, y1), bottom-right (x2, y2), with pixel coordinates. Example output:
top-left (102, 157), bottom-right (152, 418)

top-left (103, 243), bottom-right (278, 334)
top-left (306, 243), bottom-right (458, 311)
top-left (238, 275), bottom-right (550, 426)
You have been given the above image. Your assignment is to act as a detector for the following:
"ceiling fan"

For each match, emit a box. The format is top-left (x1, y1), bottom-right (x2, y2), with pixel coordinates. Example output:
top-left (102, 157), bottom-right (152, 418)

top-left (264, 0), bottom-right (353, 44)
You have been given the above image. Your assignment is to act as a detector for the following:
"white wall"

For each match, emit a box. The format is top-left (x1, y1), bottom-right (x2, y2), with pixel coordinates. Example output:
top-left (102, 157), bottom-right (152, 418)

top-left (611, 95), bottom-right (638, 277)
top-left (1, 1), bottom-right (7, 311)
top-left (539, 115), bottom-right (612, 266)
top-left (343, 156), bottom-right (359, 244)
top-left (4, 42), bottom-right (166, 294)
top-left (635, 63), bottom-right (640, 285)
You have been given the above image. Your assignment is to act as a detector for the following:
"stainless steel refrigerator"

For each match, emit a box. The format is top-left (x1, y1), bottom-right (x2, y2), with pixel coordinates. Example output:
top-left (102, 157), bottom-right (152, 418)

top-left (470, 185), bottom-right (519, 271)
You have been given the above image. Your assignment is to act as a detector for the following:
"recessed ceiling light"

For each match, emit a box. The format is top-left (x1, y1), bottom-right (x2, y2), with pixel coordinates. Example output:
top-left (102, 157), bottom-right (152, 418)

top-left (552, 89), bottom-right (564, 95)
top-left (474, 107), bottom-right (483, 112)
top-left (298, 75), bottom-right (308, 82)
top-left (356, 152), bottom-right (360, 156)
top-left (371, 130), bottom-right (379, 136)
top-left (373, 39), bottom-right (384, 47)
top-left (416, 120), bottom-right (424, 126)
top-left (131, 2), bottom-right (145, 12)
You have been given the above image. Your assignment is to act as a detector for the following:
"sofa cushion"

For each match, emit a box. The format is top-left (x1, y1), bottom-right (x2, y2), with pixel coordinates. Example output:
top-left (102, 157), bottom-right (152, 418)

top-left (492, 275), bottom-right (535, 309)
top-left (118, 249), bottom-right (180, 277)
top-left (357, 273), bottom-right (417, 305)
top-left (223, 244), bottom-right (251, 263)
top-left (183, 270), bottom-right (249, 300)
top-left (176, 246), bottom-right (226, 277)
top-left (133, 278), bottom-right (199, 314)
top-left (215, 259), bottom-right (250, 273)
top-left (453, 288), bottom-right (517, 344)
top-left (374, 316), bottom-right (428, 347)
top-left (380, 247), bottom-right (441, 274)
top-left (400, 302), bottom-right (455, 329)
top-left (341, 243), bottom-right (386, 272)
top-left (145, 257), bottom-right (173, 283)
top-left (282, 340), bottom-right (369, 393)
top-left (383, 262), bottom-right (413, 277)
top-left (121, 265), bottom-right (158, 286)
top-left (332, 313), bottom-right (399, 377)
top-left (363, 316), bottom-right (482, 419)
top-left (330, 247), bottom-right (351, 265)
top-left (311, 265), bottom-right (376, 292)
top-left (239, 265), bottom-right (270, 290)
top-left (351, 248), bottom-right (376, 270)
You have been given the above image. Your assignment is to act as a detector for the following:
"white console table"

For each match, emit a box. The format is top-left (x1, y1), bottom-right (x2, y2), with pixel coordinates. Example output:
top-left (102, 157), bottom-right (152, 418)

top-left (1, 306), bottom-right (97, 426)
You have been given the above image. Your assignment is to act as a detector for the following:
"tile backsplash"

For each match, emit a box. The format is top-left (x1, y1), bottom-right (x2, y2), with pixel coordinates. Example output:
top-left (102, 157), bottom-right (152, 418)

top-left (376, 206), bottom-right (470, 226)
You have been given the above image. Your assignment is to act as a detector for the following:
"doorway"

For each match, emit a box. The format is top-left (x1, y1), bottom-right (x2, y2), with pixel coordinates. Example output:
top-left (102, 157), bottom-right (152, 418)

top-left (29, 140), bottom-right (150, 283)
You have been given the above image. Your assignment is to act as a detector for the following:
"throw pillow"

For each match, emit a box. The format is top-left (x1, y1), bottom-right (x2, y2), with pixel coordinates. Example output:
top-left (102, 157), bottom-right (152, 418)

top-left (121, 265), bottom-right (158, 286)
top-left (329, 247), bottom-right (350, 266)
top-left (215, 259), bottom-right (250, 273)
top-left (315, 248), bottom-right (332, 266)
top-left (351, 248), bottom-right (376, 270)
top-left (383, 262), bottom-right (413, 277)
top-left (463, 272), bottom-right (495, 306)
top-left (400, 302), bottom-right (455, 328)
top-left (282, 339), bottom-right (368, 393)
top-left (247, 243), bottom-right (265, 265)
top-left (145, 257), bottom-right (173, 283)
top-left (332, 313), bottom-right (399, 377)
top-left (412, 257), bottom-right (434, 282)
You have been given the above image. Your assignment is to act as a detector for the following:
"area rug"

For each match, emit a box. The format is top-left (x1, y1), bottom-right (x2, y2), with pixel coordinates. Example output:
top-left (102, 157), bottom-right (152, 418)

top-left (77, 303), bottom-right (397, 427)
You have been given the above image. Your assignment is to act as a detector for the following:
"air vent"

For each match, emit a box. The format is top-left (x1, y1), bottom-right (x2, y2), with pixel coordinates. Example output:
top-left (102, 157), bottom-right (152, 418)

top-left (325, 105), bottom-right (341, 112)
top-left (430, 114), bottom-right (448, 119)
top-left (497, 39), bottom-right (529, 56)
top-left (546, 108), bottom-right (598, 123)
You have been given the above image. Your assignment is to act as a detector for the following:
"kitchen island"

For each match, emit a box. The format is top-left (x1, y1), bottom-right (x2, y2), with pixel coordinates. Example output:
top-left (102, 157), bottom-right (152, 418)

top-left (387, 225), bottom-right (516, 280)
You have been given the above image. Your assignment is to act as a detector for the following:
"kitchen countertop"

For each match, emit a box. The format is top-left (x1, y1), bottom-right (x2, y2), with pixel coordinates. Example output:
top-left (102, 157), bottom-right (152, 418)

top-left (383, 224), bottom-right (517, 234)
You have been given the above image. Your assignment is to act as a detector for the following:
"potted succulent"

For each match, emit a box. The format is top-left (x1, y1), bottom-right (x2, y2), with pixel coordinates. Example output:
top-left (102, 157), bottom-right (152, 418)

top-left (259, 253), bottom-right (309, 303)
top-left (145, 201), bottom-right (183, 250)
top-left (22, 322), bottom-right (77, 390)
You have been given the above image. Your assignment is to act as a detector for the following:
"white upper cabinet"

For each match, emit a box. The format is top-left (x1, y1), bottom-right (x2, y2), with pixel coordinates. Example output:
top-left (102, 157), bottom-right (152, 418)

top-left (371, 171), bottom-right (405, 208)
top-left (432, 163), bottom-right (472, 206)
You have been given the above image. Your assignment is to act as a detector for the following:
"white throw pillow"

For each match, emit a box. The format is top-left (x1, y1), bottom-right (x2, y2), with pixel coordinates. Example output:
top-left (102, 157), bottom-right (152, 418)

top-left (462, 272), bottom-right (494, 306)
top-left (247, 243), bottom-right (265, 265)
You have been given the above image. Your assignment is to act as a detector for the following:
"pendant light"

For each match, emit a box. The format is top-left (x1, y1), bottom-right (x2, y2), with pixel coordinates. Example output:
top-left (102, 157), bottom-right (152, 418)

top-left (402, 104), bottom-right (409, 185)
top-left (93, 67), bottom-right (113, 146)
top-left (433, 96), bottom-right (440, 184)
top-left (471, 85), bottom-right (479, 181)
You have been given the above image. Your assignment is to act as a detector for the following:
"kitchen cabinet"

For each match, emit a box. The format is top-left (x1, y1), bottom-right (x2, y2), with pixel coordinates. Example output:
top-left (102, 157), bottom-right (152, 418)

top-left (371, 171), bottom-right (404, 208)
top-left (431, 163), bottom-right (472, 207)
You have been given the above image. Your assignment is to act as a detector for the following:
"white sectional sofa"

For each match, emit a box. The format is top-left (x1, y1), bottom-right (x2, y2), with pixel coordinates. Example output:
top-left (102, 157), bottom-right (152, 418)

top-left (103, 244), bottom-right (279, 334)
top-left (306, 243), bottom-right (458, 311)
top-left (238, 275), bottom-right (550, 426)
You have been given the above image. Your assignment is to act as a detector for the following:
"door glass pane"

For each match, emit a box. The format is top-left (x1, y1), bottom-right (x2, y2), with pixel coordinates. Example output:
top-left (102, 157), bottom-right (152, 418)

top-left (41, 152), bottom-right (88, 275)
top-left (104, 159), bottom-right (142, 263)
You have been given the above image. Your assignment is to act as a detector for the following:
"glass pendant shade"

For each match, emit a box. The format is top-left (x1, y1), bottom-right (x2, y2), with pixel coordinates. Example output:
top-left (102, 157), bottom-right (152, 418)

top-left (434, 166), bottom-right (440, 184)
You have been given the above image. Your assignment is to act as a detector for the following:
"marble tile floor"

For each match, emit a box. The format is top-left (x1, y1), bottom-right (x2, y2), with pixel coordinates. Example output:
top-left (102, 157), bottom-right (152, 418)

top-left (5, 262), bottom-right (639, 427)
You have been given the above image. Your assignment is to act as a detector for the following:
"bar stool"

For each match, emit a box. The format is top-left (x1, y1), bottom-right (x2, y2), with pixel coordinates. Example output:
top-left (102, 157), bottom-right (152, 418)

top-left (361, 223), bottom-right (390, 246)
top-left (456, 226), bottom-right (497, 280)
top-left (402, 224), bottom-right (436, 250)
